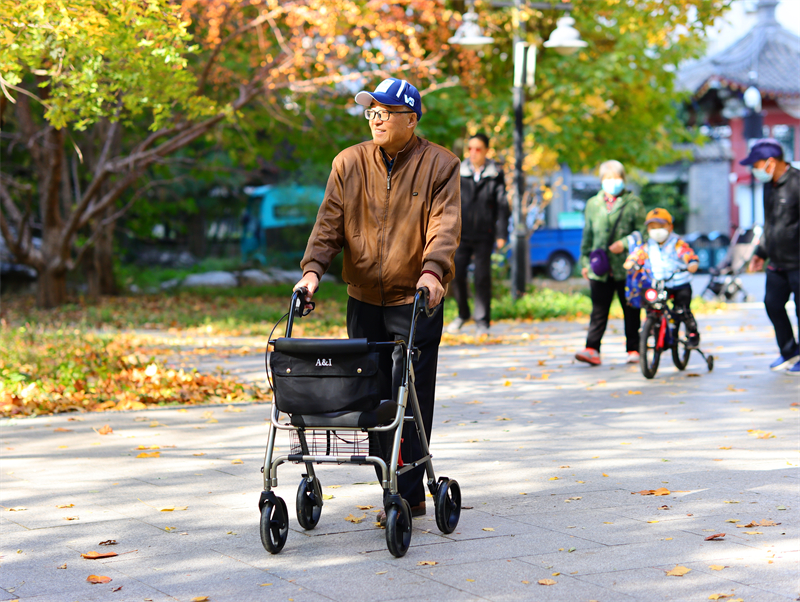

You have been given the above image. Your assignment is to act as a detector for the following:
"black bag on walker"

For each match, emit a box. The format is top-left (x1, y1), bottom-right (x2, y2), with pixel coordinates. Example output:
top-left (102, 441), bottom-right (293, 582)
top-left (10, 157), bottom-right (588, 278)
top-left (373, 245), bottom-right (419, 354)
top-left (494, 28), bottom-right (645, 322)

top-left (269, 338), bottom-right (385, 415)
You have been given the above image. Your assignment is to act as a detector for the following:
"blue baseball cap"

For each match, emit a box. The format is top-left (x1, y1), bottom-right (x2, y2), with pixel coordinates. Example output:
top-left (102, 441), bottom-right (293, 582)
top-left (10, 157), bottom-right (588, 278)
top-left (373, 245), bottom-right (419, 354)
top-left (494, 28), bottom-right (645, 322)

top-left (740, 138), bottom-right (784, 165)
top-left (355, 78), bottom-right (422, 121)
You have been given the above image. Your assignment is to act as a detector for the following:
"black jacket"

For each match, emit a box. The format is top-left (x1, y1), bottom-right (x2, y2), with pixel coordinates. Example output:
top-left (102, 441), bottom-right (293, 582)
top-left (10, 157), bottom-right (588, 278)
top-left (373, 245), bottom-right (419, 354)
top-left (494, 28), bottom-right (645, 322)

top-left (459, 159), bottom-right (510, 242)
top-left (755, 165), bottom-right (800, 271)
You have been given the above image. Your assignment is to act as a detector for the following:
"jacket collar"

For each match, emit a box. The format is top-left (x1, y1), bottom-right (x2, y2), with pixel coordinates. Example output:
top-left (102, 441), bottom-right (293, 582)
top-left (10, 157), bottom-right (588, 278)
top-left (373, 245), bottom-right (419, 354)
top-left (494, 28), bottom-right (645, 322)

top-left (461, 158), bottom-right (499, 180)
top-left (373, 134), bottom-right (420, 171)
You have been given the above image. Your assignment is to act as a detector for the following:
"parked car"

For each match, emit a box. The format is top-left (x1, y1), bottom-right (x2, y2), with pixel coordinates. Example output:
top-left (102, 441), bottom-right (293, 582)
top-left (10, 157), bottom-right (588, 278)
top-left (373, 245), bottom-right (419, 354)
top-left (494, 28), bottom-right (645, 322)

top-left (529, 227), bottom-right (583, 281)
top-left (0, 232), bottom-right (38, 281)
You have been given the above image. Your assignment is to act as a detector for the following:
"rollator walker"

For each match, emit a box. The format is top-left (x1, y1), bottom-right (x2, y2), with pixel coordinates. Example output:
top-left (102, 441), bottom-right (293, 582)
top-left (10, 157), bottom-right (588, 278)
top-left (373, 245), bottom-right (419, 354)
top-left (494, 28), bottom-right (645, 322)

top-left (258, 287), bottom-right (461, 557)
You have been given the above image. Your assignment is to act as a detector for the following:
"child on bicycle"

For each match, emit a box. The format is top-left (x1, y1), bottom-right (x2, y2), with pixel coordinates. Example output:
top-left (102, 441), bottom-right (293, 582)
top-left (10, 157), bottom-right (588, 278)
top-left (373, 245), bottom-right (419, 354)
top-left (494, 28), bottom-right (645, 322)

top-left (619, 208), bottom-right (701, 348)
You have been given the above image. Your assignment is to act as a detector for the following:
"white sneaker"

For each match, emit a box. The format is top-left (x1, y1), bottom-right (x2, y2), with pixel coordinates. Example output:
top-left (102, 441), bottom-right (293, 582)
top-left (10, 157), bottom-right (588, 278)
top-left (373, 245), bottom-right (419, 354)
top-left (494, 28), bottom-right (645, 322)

top-left (770, 354), bottom-right (800, 371)
top-left (446, 317), bottom-right (466, 334)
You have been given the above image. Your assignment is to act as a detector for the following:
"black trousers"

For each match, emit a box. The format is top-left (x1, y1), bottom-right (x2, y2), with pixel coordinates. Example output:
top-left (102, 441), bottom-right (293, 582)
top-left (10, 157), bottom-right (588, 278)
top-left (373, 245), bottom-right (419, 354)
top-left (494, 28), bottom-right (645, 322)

top-left (346, 297), bottom-right (444, 507)
top-left (666, 285), bottom-right (698, 334)
top-left (452, 239), bottom-right (494, 327)
top-left (586, 277), bottom-right (641, 352)
top-left (765, 268), bottom-right (800, 358)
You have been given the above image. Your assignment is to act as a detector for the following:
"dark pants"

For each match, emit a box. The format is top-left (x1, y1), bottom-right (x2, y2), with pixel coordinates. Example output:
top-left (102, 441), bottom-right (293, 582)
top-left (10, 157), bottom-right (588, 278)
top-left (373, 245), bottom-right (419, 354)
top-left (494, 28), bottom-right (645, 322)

top-left (586, 277), bottom-right (641, 352)
top-left (452, 240), bottom-right (494, 327)
top-left (346, 297), bottom-right (444, 507)
top-left (765, 268), bottom-right (800, 358)
top-left (666, 285), bottom-right (698, 334)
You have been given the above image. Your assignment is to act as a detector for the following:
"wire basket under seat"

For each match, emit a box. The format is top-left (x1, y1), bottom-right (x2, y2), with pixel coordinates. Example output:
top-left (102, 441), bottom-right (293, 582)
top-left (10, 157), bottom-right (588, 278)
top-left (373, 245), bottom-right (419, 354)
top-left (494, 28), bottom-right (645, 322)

top-left (289, 429), bottom-right (370, 457)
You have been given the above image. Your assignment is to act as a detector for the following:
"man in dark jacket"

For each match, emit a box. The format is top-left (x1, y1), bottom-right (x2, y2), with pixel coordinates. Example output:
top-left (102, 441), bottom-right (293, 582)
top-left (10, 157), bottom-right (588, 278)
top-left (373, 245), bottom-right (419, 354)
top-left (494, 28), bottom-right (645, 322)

top-left (447, 133), bottom-right (509, 337)
top-left (743, 138), bottom-right (800, 374)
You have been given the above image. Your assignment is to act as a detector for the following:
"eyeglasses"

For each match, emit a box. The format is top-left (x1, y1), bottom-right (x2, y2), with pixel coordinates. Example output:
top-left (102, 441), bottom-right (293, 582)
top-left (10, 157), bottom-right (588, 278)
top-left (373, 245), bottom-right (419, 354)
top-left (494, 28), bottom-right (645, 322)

top-left (364, 109), bottom-right (414, 121)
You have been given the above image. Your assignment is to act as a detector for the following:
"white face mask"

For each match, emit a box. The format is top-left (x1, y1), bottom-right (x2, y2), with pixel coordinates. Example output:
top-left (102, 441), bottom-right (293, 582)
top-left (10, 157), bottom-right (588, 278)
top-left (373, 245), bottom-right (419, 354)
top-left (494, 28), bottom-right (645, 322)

top-left (649, 228), bottom-right (670, 243)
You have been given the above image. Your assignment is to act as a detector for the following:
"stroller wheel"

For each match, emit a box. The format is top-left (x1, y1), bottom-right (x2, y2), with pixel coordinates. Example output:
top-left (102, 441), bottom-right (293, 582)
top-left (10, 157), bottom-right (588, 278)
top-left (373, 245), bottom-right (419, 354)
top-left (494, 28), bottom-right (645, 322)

top-left (385, 499), bottom-right (412, 558)
top-left (296, 477), bottom-right (322, 530)
top-left (260, 496), bottom-right (289, 554)
top-left (707, 355), bottom-right (714, 372)
top-left (434, 478), bottom-right (461, 534)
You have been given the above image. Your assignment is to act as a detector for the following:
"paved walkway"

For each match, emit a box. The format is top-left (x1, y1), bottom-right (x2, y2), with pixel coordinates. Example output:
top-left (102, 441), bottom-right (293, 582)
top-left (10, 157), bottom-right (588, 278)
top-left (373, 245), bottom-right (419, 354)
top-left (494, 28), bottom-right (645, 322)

top-left (1, 305), bottom-right (798, 602)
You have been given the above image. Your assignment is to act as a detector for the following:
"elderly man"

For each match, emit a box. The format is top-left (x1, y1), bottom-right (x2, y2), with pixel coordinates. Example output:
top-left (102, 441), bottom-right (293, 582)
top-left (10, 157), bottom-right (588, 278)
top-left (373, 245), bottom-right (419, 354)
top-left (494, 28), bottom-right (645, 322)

top-left (743, 138), bottom-right (800, 374)
top-left (294, 78), bottom-right (461, 520)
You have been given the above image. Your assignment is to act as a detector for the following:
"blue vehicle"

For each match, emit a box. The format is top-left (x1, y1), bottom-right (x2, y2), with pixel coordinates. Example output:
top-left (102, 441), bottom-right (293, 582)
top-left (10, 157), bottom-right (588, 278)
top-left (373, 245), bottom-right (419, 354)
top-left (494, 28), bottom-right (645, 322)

top-left (528, 227), bottom-right (583, 281)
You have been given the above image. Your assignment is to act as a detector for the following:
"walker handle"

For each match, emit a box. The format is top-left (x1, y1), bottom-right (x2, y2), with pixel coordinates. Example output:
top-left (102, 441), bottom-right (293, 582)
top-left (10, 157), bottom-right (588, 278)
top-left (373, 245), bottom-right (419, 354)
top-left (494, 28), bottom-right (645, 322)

top-left (416, 287), bottom-right (438, 318)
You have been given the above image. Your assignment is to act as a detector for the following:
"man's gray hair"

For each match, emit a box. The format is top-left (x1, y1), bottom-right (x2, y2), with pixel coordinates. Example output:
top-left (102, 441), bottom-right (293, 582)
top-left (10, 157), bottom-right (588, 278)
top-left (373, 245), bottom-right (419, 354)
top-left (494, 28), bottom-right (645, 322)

top-left (598, 160), bottom-right (626, 180)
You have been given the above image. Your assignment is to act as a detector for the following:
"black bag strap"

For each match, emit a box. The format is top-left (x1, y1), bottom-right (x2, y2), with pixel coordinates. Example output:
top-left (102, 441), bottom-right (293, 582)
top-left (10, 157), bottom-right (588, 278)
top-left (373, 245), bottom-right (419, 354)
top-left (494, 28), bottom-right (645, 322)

top-left (607, 201), bottom-right (627, 247)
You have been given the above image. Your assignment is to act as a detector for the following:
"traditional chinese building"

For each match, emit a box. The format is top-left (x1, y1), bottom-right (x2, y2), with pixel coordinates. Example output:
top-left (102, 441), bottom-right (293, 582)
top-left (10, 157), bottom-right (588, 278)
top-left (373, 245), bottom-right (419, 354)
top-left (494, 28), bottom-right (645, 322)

top-left (677, 0), bottom-right (800, 233)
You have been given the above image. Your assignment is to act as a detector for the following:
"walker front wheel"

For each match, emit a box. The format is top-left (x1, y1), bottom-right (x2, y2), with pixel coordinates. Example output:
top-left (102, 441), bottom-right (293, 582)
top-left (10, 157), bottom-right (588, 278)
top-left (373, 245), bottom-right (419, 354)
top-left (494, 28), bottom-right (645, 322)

top-left (434, 478), bottom-right (461, 534)
top-left (707, 354), bottom-right (714, 372)
top-left (296, 477), bottom-right (322, 530)
top-left (385, 499), bottom-right (412, 558)
top-left (260, 496), bottom-right (289, 554)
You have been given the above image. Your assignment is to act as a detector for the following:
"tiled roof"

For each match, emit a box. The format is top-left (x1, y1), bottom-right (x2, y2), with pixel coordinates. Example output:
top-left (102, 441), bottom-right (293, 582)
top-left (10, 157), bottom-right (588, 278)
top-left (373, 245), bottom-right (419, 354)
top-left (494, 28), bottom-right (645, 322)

top-left (677, 0), bottom-right (800, 98)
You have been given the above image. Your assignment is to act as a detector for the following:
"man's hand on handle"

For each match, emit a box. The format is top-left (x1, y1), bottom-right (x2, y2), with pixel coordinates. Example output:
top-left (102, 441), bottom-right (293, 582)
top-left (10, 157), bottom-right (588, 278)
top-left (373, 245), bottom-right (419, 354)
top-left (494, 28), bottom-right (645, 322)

top-left (417, 273), bottom-right (444, 308)
top-left (749, 256), bottom-right (765, 273)
top-left (293, 272), bottom-right (320, 305)
top-left (581, 267), bottom-right (589, 280)
top-left (609, 240), bottom-right (625, 254)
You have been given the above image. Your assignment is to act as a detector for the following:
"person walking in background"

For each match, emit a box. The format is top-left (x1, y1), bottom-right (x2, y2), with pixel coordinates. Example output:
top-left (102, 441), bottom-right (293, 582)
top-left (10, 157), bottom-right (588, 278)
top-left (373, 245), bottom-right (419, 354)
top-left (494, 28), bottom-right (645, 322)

top-left (447, 133), bottom-right (509, 338)
top-left (576, 160), bottom-right (646, 366)
top-left (741, 139), bottom-right (800, 374)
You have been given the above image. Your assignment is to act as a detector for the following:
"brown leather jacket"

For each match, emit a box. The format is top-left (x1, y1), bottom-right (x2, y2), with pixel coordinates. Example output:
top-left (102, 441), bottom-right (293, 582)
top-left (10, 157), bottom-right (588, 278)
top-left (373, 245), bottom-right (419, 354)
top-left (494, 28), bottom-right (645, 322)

top-left (301, 135), bottom-right (461, 306)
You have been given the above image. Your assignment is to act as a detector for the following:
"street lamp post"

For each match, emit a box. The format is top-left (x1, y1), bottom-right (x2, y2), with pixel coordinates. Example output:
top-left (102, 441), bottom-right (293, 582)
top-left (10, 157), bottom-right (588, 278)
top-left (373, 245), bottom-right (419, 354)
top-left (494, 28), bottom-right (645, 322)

top-left (449, 2), bottom-right (585, 300)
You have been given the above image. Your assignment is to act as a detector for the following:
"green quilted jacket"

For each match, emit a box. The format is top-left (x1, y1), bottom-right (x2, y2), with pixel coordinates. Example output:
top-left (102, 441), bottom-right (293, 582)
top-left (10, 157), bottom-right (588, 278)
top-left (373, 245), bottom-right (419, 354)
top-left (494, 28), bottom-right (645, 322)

top-left (579, 190), bottom-right (646, 282)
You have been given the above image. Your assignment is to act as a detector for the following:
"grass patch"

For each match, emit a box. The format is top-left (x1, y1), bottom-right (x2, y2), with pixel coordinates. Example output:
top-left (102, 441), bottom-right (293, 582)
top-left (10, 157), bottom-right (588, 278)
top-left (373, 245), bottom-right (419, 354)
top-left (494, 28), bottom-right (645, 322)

top-left (0, 327), bottom-right (270, 417)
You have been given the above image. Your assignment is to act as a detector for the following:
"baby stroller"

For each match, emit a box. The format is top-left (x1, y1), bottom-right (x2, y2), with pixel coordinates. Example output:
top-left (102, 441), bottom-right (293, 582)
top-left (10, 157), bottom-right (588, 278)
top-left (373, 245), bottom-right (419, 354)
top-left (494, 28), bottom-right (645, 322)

top-left (259, 287), bottom-right (461, 557)
top-left (701, 226), bottom-right (762, 302)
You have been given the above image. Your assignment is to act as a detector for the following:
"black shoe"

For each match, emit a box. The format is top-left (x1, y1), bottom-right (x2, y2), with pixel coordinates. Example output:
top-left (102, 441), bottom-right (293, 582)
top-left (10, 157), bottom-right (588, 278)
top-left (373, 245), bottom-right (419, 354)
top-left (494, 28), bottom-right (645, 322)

top-left (686, 332), bottom-right (700, 349)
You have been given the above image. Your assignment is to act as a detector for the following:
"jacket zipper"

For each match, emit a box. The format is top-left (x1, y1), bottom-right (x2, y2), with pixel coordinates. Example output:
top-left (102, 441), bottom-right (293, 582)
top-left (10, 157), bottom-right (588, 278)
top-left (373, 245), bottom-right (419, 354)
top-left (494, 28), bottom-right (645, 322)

top-left (379, 166), bottom-right (392, 305)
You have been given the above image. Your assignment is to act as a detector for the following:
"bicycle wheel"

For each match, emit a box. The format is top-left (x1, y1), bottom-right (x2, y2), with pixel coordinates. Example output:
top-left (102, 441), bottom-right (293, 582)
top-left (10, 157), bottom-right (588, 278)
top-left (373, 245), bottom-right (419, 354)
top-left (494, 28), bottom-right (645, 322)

top-left (671, 319), bottom-right (691, 370)
top-left (639, 315), bottom-right (661, 379)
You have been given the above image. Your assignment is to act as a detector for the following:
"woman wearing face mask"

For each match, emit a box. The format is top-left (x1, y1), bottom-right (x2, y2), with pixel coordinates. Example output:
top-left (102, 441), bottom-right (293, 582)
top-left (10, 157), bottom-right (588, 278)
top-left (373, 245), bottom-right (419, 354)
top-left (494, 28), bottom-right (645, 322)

top-left (577, 160), bottom-right (646, 366)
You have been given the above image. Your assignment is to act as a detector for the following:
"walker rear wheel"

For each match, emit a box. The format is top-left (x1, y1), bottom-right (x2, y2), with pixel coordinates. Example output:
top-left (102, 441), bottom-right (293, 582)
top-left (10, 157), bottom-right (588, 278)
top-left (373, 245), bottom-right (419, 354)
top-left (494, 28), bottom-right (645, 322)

top-left (260, 496), bottom-right (289, 554)
top-left (296, 477), bottom-right (322, 530)
top-left (385, 499), bottom-right (412, 558)
top-left (707, 354), bottom-right (714, 371)
top-left (434, 478), bottom-right (461, 534)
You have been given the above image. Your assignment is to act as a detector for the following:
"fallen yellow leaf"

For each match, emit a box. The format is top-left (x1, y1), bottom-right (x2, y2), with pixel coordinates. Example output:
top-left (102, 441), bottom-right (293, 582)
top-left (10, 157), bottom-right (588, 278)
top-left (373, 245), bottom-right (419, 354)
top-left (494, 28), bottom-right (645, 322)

top-left (344, 513), bottom-right (366, 524)
top-left (231, 459), bottom-right (243, 465)
top-left (538, 578), bottom-right (557, 585)
top-left (628, 390), bottom-right (642, 395)
top-left (708, 595), bottom-right (731, 600)
top-left (708, 565), bottom-right (725, 571)
top-left (665, 565), bottom-right (691, 576)
top-left (136, 452), bottom-right (160, 458)
top-left (482, 527), bottom-right (495, 531)
top-left (86, 575), bottom-right (112, 584)
top-left (417, 560), bottom-right (438, 566)
top-left (191, 597), bottom-right (210, 602)
top-left (56, 504), bottom-right (74, 509)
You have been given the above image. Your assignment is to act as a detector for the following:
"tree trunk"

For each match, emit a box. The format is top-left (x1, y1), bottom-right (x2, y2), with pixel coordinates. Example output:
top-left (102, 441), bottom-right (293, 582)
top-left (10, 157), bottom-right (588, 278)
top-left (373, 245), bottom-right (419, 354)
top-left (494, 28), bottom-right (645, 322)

top-left (187, 211), bottom-right (207, 258)
top-left (95, 214), bottom-right (117, 296)
top-left (36, 266), bottom-right (67, 308)
top-left (85, 208), bottom-right (118, 297)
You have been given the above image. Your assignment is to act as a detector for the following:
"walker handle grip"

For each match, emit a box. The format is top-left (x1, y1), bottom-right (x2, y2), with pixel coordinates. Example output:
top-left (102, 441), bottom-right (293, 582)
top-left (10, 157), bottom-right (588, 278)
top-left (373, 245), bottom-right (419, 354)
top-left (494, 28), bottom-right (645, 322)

top-left (416, 287), bottom-right (437, 318)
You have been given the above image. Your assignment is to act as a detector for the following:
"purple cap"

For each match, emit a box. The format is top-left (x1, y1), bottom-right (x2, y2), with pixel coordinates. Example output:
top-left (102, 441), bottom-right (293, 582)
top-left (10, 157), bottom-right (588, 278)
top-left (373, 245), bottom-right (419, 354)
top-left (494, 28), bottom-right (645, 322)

top-left (740, 138), bottom-right (784, 165)
top-left (355, 78), bottom-right (422, 121)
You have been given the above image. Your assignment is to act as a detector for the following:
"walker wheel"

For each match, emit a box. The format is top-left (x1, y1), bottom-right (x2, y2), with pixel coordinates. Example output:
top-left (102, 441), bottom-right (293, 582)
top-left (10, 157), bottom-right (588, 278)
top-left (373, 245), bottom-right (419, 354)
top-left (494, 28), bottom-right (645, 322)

top-left (385, 499), bottom-right (412, 558)
top-left (707, 354), bottom-right (714, 372)
top-left (296, 477), bottom-right (322, 530)
top-left (434, 478), bottom-right (461, 534)
top-left (260, 496), bottom-right (289, 554)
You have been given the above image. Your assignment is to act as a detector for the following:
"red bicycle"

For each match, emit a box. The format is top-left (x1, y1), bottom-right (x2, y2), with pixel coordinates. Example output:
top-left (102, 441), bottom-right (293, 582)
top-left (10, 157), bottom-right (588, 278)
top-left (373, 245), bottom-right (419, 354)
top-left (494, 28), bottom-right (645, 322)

top-left (639, 273), bottom-right (714, 379)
